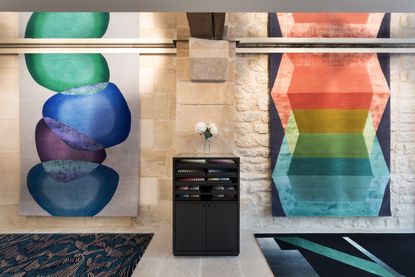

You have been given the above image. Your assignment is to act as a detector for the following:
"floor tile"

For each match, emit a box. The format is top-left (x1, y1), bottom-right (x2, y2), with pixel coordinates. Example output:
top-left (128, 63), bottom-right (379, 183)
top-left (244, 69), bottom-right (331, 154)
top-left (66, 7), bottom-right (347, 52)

top-left (132, 229), bottom-right (273, 277)
top-left (158, 256), bottom-right (201, 277)
top-left (201, 257), bottom-right (242, 277)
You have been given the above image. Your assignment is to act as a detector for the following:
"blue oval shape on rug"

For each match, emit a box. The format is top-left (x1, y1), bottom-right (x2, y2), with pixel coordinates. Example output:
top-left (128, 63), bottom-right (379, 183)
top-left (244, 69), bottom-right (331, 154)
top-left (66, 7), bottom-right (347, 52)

top-left (42, 82), bottom-right (131, 148)
top-left (27, 161), bottom-right (119, 216)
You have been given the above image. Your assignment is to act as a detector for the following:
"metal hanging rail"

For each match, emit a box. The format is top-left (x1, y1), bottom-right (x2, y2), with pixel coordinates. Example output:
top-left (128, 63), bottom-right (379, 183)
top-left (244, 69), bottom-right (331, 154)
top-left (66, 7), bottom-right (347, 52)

top-left (1, 37), bottom-right (415, 54)
top-left (0, 38), bottom-right (177, 54)
top-left (236, 37), bottom-right (415, 53)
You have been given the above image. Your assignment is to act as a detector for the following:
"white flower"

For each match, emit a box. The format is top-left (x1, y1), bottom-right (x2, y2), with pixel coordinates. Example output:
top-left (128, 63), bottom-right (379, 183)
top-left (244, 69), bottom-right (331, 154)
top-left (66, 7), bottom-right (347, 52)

top-left (208, 123), bottom-right (218, 135)
top-left (195, 122), bottom-right (207, 134)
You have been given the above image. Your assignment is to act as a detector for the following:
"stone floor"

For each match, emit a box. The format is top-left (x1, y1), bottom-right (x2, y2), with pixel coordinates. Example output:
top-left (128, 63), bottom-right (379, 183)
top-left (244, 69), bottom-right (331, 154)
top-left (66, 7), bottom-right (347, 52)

top-left (132, 230), bottom-right (273, 277)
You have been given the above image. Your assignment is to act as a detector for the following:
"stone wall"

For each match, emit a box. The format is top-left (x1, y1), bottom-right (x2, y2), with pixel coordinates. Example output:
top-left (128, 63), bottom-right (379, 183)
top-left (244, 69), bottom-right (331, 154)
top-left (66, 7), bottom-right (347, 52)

top-left (0, 12), bottom-right (414, 233)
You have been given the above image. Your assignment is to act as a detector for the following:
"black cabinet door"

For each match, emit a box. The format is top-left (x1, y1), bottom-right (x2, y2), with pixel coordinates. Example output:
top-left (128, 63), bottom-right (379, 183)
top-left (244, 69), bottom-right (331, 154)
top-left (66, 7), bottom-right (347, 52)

top-left (206, 203), bottom-right (238, 251)
top-left (175, 203), bottom-right (206, 251)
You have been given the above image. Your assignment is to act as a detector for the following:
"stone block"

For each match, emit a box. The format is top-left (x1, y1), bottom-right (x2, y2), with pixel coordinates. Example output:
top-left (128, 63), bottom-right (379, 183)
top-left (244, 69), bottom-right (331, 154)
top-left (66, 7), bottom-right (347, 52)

top-left (140, 177), bottom-right (159, 205)
top-left (0, 13), bottom-right (18, 38)
top-left (153, 13), bottom-right (177, 29)
top-left (83, 217), bottom-right (107, 227)
top-left (176, 57), bottom-right (190, 81)
top-left (0, 204), bottom-right (38, 229)
top-left (89, 217), bottom-right (132, 228)
top-left (0, 55), bottom-right (18, 68)
top-left (0, 63), bottom-right (18, 93)
top-left (234, 112), bottom-right (263, 122)
top-left (257, 95), bottom-right (269, 111)
top-left (140, 55), bottom-right (176, 69)
top-left (140, 149), bottom-right (167, 177)
top-left (209, 128), bottom-right (235, 154)
top-left (158, 178), bottom-right (173, 201)
top-left (177, 26), bottom-right (191, 40)
top-left (235, 122), bottom-right (254, 135)
top-left (189, 38), bottom-right (229, 82)
top-left (0, 30), bottom-right (17, 38)
top-left (38, 216), bottom-right (85, 228)
top-left (190, 58), bottom-right (228, 82)
top-left (236, 148), bottom-right (269, 158)
top-left (177, 81), bottom-right (234, 105)
top-left (154, 120), bottom-right (174, 148)
top-left (227, 59), bottom-right (236, 81)
top-left (236, 134), bottom-right (259, 148)
top-left (0, 119), bottom-right (19, 148)
top-left (154, 93), bottom-right (170, 119)
top-left (176, 104), bottom-right (234, 130)
top-left (174, 128), bottom-right (234, 155)
top-left (104, 217), bottom-right (133, 227)
top-left (236, 97), bottom-right (257, 111)
top-left (224, 25), bottom-right (236, 41)
top-left (0, 148), bottom-right (19, 178)
top-left (234, 13), bottom-right (268, 38)
top-left (0, 13), bottom-right (18, 29)
top-left (139, 29), bottom-right (177, 39)
top-left (255, 123), bottom-right (269, 134)
top-left (139, 67), bottom-right (154, 94)
top-left (164, 150), bottom-right (175, 177)
top-left (0, 92), bottom-right (19, 119)
top-left (140, 93), bottom-right (169, 120)
top-left (176, 41), bottom-right (189, 58)
top-left (176, 12), bottom-right (189, 26)
top-left (168, 94), bottom-right (176, 119)
top-left (140, 119), bottom-right (154, 148)
top-left (139, 94), bottom-right (155, 119)
top-left (154, 69), bottom-right (176, 93)
top-left (0, 177), bottom-right (19, 205)
top-left (189, 38), bottom-right (229, 58)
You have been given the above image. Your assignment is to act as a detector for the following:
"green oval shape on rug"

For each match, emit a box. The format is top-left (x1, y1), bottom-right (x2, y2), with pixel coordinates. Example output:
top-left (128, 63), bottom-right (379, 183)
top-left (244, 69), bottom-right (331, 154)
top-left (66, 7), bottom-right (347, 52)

top-left (25, 12), bottom-right (110, 38)
top-left (25, 54), bottom-right (110, 92)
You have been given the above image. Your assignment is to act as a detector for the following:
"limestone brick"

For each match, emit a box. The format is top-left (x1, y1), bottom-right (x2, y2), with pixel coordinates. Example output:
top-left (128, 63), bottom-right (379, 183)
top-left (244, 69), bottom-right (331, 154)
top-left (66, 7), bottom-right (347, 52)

top-left (177, 81), bottom-right (234, 105)
top-left (154, 68), bottom-right (176, 93)
top-left (140, 177), bottom-right (159, 205)
top-left (154, 120), bottom-right (174, 148)
top-left (140, 119), bottom-right (154, 148)
top-left (176, 104), bottom-right (234, 130)
top-left (139, 67), bottom-right (154, 94)
top-left (0, 119), bottom-right (19, 148)
top-left (140, 150), bottom-right (167, 177)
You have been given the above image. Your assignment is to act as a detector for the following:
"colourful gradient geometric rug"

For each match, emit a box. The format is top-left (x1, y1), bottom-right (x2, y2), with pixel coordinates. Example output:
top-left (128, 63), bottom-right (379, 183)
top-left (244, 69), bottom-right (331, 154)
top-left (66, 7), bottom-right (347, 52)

top-left (256, 233), bottom-right (415, 277)
top-left (269, 13), bottom-right (391, 216)
top-left (0, 233), bottom-right (153, 276)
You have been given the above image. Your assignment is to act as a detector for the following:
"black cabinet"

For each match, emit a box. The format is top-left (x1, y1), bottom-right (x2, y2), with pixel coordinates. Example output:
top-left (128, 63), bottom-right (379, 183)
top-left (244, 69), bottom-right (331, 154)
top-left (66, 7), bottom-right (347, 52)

top-left (175, 203), bottom-right (206, 252)
top-left (206, 203), bottom-right (238, 251)
top-left (173, 157), bottom-right (240, 256)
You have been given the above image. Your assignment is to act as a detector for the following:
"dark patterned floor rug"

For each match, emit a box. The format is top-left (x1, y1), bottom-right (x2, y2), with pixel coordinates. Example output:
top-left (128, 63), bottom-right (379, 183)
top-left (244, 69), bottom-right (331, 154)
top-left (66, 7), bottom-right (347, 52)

top-left (0, 233), bottom-right (153, 277)
top-left (255, 233), bottom-right (415, 277)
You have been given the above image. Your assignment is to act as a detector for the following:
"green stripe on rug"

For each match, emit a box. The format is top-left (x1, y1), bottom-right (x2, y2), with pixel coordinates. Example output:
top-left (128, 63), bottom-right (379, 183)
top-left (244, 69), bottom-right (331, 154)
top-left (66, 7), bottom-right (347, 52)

top-left (276, 237), bottom-right (394, 277)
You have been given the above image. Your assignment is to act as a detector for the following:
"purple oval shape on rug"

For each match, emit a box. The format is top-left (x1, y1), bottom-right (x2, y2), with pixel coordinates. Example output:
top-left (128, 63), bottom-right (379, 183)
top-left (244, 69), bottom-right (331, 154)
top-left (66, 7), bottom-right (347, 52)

top-left (42, 117), bottom-right (105, 151)
top-left (35, 118), bottom-right (106, 163)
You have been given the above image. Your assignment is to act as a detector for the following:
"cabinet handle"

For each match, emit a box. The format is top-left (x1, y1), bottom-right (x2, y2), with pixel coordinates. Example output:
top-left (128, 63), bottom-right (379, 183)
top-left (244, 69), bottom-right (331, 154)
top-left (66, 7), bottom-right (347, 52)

top-left (202, 204), bottom-right (205, 207)
top-left (207, 204), bottom-right (210, 207)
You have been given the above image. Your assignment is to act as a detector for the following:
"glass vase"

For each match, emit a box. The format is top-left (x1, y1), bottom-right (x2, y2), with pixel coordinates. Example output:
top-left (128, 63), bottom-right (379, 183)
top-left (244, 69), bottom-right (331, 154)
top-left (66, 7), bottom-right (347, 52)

top-left (203, 138), bottom-right (211, 156)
